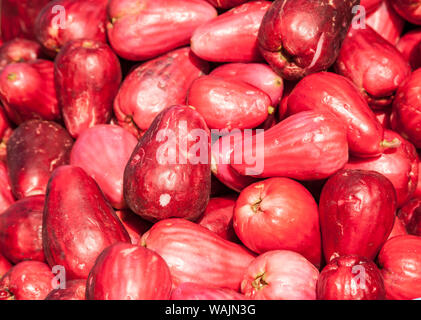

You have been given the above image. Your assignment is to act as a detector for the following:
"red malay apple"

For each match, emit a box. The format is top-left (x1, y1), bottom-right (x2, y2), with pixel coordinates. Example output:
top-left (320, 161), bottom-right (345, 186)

top-left (114, 47), bottom-right (209, 132)
top-left (6, 120), bottom-right (73, 200)
top-left (55, 39), bottom-right (122, 138)
top-left (0, 162), bottom-right (14, 214)
top-left (171, 283), bottom-right (247, 300)
top-left (107, 0), bottom-right (217, 61)
top-left (397, 198), bottom-right (421, 236)
top-left (45, 280), bottom-right (86, 300)
top-left (396, 28), bottom-right (421, 70)
top-left (115, 210), bottom-right (152, 245)
top-left (43, 165), bottom-right (131, 280)
top-left (319, 169), bottom-right (397, 262)
top-left (361, 0), bottom-right (382, 13)
top-left (124, 105), bottom-right (211, 222)
top-left (191, 1), bottom-right (271, 63)
top-left (140, 218), bottom-right (255, 290)
top-left (0, 254), bottom-right (11, 279)
top-left (86, 243), bottom-right (172, 300)
top-left (0, 38), bottom-right (43, 72)
top-left (0, 107), bottom-right (13, 162)
top-left (241, 250), bottom-right (319, 300)
top-left (388, 217), bottom-right (408, 240)
top-left (390, 0), bottom-right (421, 25)
top-left (234, 177), bottom-right (321, 267)
top-left (317, 255), bottom-right (386, 300)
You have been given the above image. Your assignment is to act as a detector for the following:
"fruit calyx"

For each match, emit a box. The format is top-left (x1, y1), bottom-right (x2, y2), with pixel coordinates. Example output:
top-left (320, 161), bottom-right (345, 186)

top-left (380, 138), bottom-right (402, 149)
top-left (251, 272), bottom-right (268, 290)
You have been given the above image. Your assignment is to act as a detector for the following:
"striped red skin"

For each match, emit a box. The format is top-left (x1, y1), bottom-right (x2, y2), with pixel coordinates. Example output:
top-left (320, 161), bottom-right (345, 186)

top-left (397, 198), bottom-right (421, 236)
top-left (388, 217), bottom-right (408, 240)
top-left (391, 69), bottom-right (421, 148)
top-left (6, 120), bottom-right (73, 200)
top-left (0, 0), bottom-right (50, 41)
top-left (86, 243), bottom-right (172, 300)
top-left (396, 29), bottom-right (421, 70)
top-left (0, 253), bottom-right (11, 279)
top-left (335, 27), bottom-right (411, 109)
top-left (141, 218), bottom-right (255, 291)
top-left (171, 282), bottom-right (248, 300)
top-left (43, 165), bottom-right (131, 280)
top-left (231, 111), bottom-right (349, 180)
top-left (205, 0), bottom-right (251, 9)
top-left (45, 280), bottom-right (86, 300)
top-left (0, 60), bottom-right (59, 125)
top-left (258, 0), bottom-right (358, 81)
top-left (344, 130), bottom-right (419, 208)
top-left (316, 256), bottom-right (385, 300)
top-left (210, 63), bottom-right (283, 106)
top-left (0, 261), bottom-right (54, 300)
top-left (188, 76), bottom-right (272, 130)
top-left (114, 47), bottom-right (209, 132)
top-left (241, 250), bottom-right (319, 300)
top-left (0, 196), bottom-right (45, 264)
top-left (35, 0), bottom-right (108, 56)
top-left (366, 1), bottom-right (404, 45)
top-left (0, 38), bottom-right (43, 72)
top-left (0, 162), bottom-right (14, 215)
top-left (287, 72), bottom-right (385, 158)
top-left (361, 0), bottom-right (382, 13)
top-left (107, 0), bottom-right (217, 61)
top-left (124, 105), bottom-right (211, 222)
top-left (115, 210), bottom-right (152, 245)
top-left (197, 196), bottom-right (239, 242)
top-left (70, 125), bottom-right (138, 209)
top-left (319, 169), bottom-right (397, 262)
top-left (191, 1), bottom-right (271, 63)
top-left (378, 235), bottom-right (421, 300)
top-left (390, 0), bottom-right (421, 25)
top-left (234, 178), bottom-right (322, 267)
top-left (55, 40), bottom-right (122, 138)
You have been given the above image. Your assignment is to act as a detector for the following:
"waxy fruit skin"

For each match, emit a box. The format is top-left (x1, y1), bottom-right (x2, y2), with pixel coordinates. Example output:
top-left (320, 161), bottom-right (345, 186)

top-left (141, 218), bottom-right (255, 291)
top-left (114, 47), bottom-right (209, 132)
top-left (241, 250), bottom-right (319, 300)
top-left (234, 178), bottom-right (322, 267)
top-left (361, 0), bottom-right (382, 13)
top-left (378, 235), bottom-right (421, 300)
top-left (0, 38), bottom-right (43, 72)
top-left (115, 210), bottom-right (152, 245)
top-left (171, 282), bottom-right (248, 300)
top-left (124, 105), bottom-right (211, 222)
top-left (335, 26), bottom-right (411, 109)
top-left (205, 0), bottom-right (251, 9)
top-left (107, 0), bottom-right (217, 61)
top-left (319, 169), bottom-right (397, 262)
top-left (191, 1), bottom-right (271, 63)
top-left (45, 280), bottom-right (87, 300)
top-left (258, 0), bottom-right (359, 80)
top-left (398, 198), bottom-right (421, 236)
top-left (287, 72), bottom-right (385, 157)
top-left (317, 255), bottom-right (386, 300)
top-left (0, 161), bottom-right (15, 214)
top-left (43, 165), bottom-right (131, 280)
top-left (86, 243), bottom-right (172, 300)
top-left (6, 120), bottom-right (73, 200)
top-left (396, 28), bottom-right (421, 70)
top-left (390, 0), bottom-right (421, 25)
top-left (55, 39), bottom-right (122, 138)
top-left (0, 253), bottom-right (12, 279)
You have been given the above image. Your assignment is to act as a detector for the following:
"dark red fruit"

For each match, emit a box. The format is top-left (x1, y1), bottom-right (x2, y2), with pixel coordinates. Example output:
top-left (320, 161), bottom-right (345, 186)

top-left (0, 38), bottom-right (43, 72)
top-left (45, 279), bottom-right (86, 300)
top-left (398, 198), bottom-right (421, 236)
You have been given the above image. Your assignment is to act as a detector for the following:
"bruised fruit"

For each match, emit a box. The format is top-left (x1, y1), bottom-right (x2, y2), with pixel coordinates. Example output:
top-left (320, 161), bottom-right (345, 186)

top-left (45, 280), bottom-right (86, 300)
top-left (171, 282), bottom-right (247, 300)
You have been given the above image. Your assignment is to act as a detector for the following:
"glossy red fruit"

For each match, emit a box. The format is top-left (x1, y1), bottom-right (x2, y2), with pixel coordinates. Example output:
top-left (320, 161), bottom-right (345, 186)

top-left (0, 38), bottom-right (43, 72)
top-left (6, 120), bottom-right (73, 200)
top-left (388, 216), bottom-right (408, 240)
top-left (390, 0), bottom-right (421, 25)
top-left (188, 76), bottom-right (272, 130)
top-left (43, 165), bottom-right (131, 280)
top-left (317, 255), bottom-right (386, 300)
top-left (171, 282), bottom-right (247, 300)
top-left (205, 0), bottom-right (251, 9)
top-left (35, 0), bottom-right (108, 56)
top-left (45, 280), bottom-right (86, 300)
top-left (86, 243), bottom-right (172, 300)
top-left (391, 69), bottom-right (421, 148)
top-left (366, 1), bottom-right (404, 45)
top-left (0, 195), bottom-right (44, 264)
top-left (335, 26), bottom-right (411, 109)
top-left (0, 254), bottom-right (12, 279)
top-left (141, 218), bottom-right (255, 290)
top-left (115, 210), bottom-right (152, 245)
top-left (0, 162), bottom-right (14, 214)
top-left (396, 28), bottom-right (421, 70)
top-left (191, 1), bottom-right (271, 63)
top-left (0, 107), bottom-right (13, 162)
top-left (70, 125), bottom-right (137, 209)
top-left (124, 105), bottom-right (211, 222)
top-left (258, 0), bottom-right (358, 80)
top-left (398, 198), bottom-right (421, 236)
top-left (114, 47), bottom-right (209, 132)
top-left (344, 130), bottom-right (419, 207)
top-left (415, 161), bottom-right (421, 197)
top-left (319, 169), bottom-right (397, 262)
top-left (234, 178), bottom-right (321, 267)
top-left (0, 60), bottom-right (60, 124)
top-left (107, 0), bottom-right (216, 61)
top-left (210, 63), bottom-right (283, 106)
top-left (287, 72), bottom-right (386, 157)
top-left (277, 80), bottom-right (296, 121)
top-left (231, 111), bottom-right (348, 180)
top-left (375, 109), bottom-right (391, 129)
top-left (0, 0), bottom-right (50, 41)
top-left (55, 40), bottom-right (121, 138)
top-left (197, 196), bottom-right (238, 242)
top-left (378, 235), bottom-right (421, 300)
top-left (361, 0), bottom-right (382, 13)
top-left (241, 250), bottom-right (319, 300)
top-left (0, 261), bottom-right (54, 300)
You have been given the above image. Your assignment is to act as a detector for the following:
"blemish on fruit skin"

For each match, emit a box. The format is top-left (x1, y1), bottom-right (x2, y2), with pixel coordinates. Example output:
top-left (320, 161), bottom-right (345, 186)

top-left (159, 194), bottom-right (171, 207)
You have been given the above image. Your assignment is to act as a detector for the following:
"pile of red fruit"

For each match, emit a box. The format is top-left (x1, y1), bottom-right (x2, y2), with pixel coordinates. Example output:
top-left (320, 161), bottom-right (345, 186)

top-left (0, 0), bottom-right (420, 301)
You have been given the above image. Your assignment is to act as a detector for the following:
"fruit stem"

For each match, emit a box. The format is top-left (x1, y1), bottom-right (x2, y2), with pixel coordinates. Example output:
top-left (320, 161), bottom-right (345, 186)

top-left (7, 73), bottom-right (17, 81)
top-left (250, 198), bottom-right (262, 213)
top-left (268, 106), bottom-right (275, 115)
top-left (251, 272), bottom-right (268, 290)
top-left (380, 138), bottom-right (401, 149)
